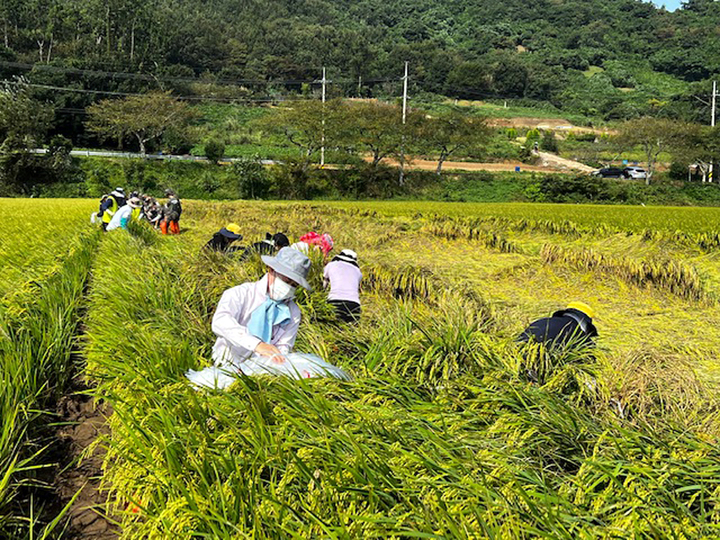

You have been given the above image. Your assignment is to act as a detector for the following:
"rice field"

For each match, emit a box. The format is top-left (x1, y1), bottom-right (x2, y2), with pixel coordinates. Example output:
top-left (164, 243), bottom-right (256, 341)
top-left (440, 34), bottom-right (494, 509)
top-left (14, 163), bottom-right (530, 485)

top-left (0, 199), bottom-right (98, 538)
top-left (2, 198), bottom-right (720, 538)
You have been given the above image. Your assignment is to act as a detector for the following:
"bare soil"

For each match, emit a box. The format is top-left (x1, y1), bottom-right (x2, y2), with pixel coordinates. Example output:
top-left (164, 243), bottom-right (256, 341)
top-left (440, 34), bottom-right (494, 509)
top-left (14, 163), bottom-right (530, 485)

top-left (52, 383), bottom-right (118, 539)
top-left (536, 151), bottom-right (596, 173)
top-left (403, 158), bottom-right (551, 173)
top-left (486, 116), bottom-right (616, 135)
top-left (488, 116), bottom-right (577, 129)
top-left (367, 155), bottom-right (580, 174)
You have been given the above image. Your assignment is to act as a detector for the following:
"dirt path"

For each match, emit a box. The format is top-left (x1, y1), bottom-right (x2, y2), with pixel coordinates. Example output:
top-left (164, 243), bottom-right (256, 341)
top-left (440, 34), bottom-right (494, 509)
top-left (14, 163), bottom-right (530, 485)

top-left (367, 155), bottom-right (590, 174)
top-left (488, 116), bottom-right (578, 130)
top-left (54, 383), bottom-right (118, 539)
top-left (536, 151), bottom-right (596, 173)
top-left (404, 158), bottom-right (551, 173)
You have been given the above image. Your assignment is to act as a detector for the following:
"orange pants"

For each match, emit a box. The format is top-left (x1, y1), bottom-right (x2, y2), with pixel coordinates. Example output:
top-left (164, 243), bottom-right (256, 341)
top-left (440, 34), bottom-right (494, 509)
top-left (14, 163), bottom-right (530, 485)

top-left (161, 220), bottom-right (180, 235)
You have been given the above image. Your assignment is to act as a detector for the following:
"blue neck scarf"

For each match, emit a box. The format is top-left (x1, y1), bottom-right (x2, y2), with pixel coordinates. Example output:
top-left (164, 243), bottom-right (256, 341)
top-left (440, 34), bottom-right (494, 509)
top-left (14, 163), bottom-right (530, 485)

top-left (247, 298), bottom-right (291, 343)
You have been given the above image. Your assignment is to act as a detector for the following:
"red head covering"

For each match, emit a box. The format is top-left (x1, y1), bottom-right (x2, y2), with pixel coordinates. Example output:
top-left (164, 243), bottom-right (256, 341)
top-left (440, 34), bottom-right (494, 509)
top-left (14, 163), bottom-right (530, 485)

top-left (299, 232), bottom-right (334, 255)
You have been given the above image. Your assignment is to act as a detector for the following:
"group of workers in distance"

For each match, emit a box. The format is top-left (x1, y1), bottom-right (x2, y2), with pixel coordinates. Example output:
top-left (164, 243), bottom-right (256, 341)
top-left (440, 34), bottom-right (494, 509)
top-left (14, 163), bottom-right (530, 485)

top-left (93, 187), bottom-right (182, 234)
top-left (194, 220), bottom-right (598, 389)
top-left (204, 225), bottom-right (362, 326)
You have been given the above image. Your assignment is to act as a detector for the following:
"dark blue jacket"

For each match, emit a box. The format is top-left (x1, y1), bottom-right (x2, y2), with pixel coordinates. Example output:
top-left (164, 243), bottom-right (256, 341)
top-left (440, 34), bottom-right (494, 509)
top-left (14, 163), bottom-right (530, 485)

top-left (518, 308), bottom-right (598, 348)
top-left (99, 194), bottom-right (126, 216)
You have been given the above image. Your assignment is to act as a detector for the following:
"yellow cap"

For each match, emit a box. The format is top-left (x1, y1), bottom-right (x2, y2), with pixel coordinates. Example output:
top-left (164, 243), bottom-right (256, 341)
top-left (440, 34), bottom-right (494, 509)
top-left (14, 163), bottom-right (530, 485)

top-left (225, 223), bottom-right (242, 235)
top-left (567, 301), bottom-right (595, 319)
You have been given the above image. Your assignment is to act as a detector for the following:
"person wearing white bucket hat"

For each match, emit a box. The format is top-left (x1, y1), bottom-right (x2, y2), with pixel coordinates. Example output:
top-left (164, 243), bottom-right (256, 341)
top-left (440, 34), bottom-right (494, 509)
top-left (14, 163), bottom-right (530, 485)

top-left (186, 247), bottom-right (352, 389)
top-left (106, 196), bottom-right (142, 231)
top-left (209, 247), bottom-right (312, 368)
top-left (323, 249), bottom-right (362, 323)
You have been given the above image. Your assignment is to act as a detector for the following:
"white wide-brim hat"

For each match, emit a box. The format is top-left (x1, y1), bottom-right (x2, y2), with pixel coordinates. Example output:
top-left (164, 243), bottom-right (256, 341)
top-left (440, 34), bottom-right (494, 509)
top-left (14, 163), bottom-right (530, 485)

top-left (335, 249), bottom-right (358, 264)
top-left (127, 197), bottom-right (142, 208)
top-left (262, 247), bottom-right (312, 290)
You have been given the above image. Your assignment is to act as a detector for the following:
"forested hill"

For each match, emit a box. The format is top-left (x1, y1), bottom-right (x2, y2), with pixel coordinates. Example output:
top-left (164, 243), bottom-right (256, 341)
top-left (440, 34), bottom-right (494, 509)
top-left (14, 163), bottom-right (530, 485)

top-left (2, 0), bottom-right (720, 119)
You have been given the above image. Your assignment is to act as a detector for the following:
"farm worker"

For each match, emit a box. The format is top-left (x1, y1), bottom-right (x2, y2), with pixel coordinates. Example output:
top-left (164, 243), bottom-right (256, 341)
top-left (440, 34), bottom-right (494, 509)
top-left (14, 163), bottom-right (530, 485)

top-left (210, 247), bottom-right (311, 369)
top-left (97, 194), bottom-right (108, 214)
top-left (160, 189), bottom-right (182, 235)
top-left (323, 249), bottom-right (362, 323)
top-left (144, 199), bottom-right (163, 229)
top-left (98, 188), bottom-right (126, 231)
top-left (237, 232), bottom-right (290, 261)
top-left (203, 223), bottom-right (243, 253)
top-left (91, 194), bottom-right (107, 224)
top-left (291, 232), bottom-right (334, 256)
top-left (517, 302), bottom-right (598, 349)
top-left (106, 197), bottom-right (142, 231)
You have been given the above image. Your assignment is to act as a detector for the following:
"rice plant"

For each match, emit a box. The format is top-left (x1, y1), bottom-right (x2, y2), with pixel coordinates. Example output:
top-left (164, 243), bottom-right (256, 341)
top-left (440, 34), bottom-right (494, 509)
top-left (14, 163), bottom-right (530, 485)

top-left (77, 200), bottom-right (720, 538)
top-left (3, 198), bottom-right (720, 538)
top-left (540, 244), bottom-right (711, 302)
top-left (0, 199), bottom-right (98, 538)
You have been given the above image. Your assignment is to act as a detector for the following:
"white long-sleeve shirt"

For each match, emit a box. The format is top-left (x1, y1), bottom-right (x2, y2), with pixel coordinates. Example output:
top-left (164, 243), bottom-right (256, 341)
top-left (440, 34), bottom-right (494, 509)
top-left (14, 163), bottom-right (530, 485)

top-left (107, 205), bottom-right (133, 231)
top-left (211, 274), bottom-right (301, 367)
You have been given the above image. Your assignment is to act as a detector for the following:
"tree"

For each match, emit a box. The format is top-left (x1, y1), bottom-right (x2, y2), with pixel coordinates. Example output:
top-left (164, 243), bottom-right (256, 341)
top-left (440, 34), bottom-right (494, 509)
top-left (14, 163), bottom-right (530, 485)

top-left (618, 117), bottom-right (695, 185)
top-left (341, 101), bottom-right (403, 167)
top-left (204, 139), bottom-right (225, 164)
top-left (86, 91), bottom-right (195, 154)
top-left (0, 79), bottom-right (54, 194)
top-left (0, 79), bottom-right (53, 142)
top-left (233, 157), bottom-right (270, 199)
top-left (258, 99), bottom-right (345, 171)
top-left (616, 117), bottom-right (697, 184)
top-left (540, 131), bottom-right (559, 153)
top-left (683, 125), bottom-right (720, 182)
top-left (416, 111), bottom-right (492, 176)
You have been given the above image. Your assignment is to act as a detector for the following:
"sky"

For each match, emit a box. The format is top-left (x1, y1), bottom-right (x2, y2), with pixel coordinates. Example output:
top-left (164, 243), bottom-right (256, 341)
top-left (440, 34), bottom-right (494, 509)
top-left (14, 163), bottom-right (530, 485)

top-left (653, 0), bottom-right (682, 10)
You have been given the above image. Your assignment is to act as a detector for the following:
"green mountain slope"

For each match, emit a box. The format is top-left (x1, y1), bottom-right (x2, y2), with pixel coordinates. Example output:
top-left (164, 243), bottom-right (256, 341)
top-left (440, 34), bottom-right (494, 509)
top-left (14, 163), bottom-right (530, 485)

top-left (3, 0), bottom-right (719, 121)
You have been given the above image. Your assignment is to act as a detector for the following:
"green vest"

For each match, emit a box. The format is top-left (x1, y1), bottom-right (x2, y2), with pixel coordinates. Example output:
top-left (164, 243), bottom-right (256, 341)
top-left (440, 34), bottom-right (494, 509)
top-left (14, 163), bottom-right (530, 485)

top-left (102, 196), bottom-right (118, 224)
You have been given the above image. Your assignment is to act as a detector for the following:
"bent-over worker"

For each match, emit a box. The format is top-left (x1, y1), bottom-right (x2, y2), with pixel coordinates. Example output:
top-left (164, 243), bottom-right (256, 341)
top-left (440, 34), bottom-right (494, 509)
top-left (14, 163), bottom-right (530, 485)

top-left (323, 249), bottom-right (362, 323)
top-left (291, 232), bottom-right (334, 256)
top-left (160, 189), bottom-right (182, 235)
top-left (204, 223), bottom-right (243, 253)
top-left (98, 188), bottom-right (126, 231)
top-left (517, 302), bottom-right (598, 349)
top-left (211, 247), bottom-right (311, 370)
top-left (106, 196), bottom-right (142, 231)
top-left (237, 232), bottom-right (290, 261)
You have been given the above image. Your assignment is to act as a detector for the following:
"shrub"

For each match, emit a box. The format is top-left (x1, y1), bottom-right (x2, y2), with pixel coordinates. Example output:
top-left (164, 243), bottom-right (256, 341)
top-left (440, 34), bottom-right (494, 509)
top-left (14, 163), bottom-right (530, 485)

top-left (539, 174), bottom-right (610, 202)
top-left (233, 158), bottom-right (270, 199)
top-left (204, 139), bottom-right (226, 164)
top-left (669, 161), bottom-right (690, 181)
top-left (540, 131), bottom-right (559, 152)
top-left (525, 128), bottom-right (541, 142)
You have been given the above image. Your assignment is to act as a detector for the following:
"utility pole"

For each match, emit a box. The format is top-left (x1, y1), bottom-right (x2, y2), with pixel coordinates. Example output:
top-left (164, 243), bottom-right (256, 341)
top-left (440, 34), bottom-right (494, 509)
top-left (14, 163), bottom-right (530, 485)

top-left (399, 61), bottom-right (409, 186)
top-left (710, 80), bottom-right (716, 182)
top-left (321, 67), bottom-right (327, 167)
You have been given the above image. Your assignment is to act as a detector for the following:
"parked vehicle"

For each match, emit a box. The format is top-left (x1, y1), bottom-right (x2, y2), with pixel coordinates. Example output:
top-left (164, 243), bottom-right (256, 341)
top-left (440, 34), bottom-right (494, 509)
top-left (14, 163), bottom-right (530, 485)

top-left (623, 166), bottom-right (647, 180)
top-left (591, 167), bottom-right (624, 178)
top-left (591, 166), bottom-right (647, 179)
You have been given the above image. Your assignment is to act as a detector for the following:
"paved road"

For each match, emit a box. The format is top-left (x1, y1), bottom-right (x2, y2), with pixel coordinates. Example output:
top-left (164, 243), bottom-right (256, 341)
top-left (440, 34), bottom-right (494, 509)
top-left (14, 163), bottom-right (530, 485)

top-left (32, 148), bottom-right (593, 174)
top-left (31, 148), bottom-right (275, 165)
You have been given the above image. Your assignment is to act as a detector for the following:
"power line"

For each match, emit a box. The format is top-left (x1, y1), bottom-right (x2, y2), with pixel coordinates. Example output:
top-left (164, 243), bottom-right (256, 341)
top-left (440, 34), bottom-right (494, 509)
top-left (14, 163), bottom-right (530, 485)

top-left (0, 60), bottom-right (401, 87)
top-left (28, 83), bottom-right (318, 103)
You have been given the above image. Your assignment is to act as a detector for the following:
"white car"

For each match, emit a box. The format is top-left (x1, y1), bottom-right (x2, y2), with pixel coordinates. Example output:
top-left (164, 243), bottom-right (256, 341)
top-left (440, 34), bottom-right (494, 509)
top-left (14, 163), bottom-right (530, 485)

top-left (623, 166), bottom-right (647, 180)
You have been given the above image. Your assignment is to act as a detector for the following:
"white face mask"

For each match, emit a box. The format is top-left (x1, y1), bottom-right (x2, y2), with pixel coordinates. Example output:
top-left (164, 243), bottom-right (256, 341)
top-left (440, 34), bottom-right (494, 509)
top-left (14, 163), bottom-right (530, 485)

top-left (269, 275), bottom-right (296, 301)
